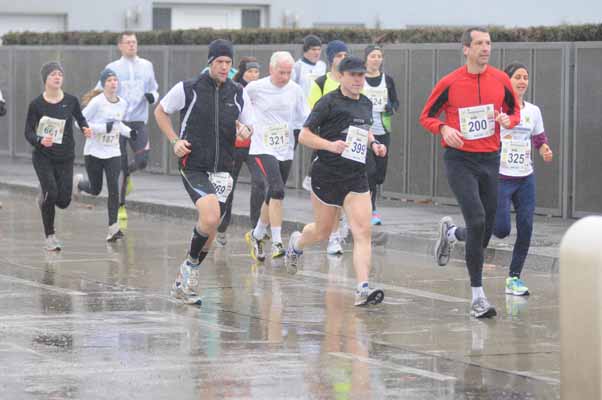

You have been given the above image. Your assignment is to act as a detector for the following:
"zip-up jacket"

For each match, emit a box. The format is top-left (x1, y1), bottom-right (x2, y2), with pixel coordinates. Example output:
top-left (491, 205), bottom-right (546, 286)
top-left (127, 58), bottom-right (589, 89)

top-left (419, 65), bottom-right (521, 153)
top-left (161, 72), bottom-right (254, 173)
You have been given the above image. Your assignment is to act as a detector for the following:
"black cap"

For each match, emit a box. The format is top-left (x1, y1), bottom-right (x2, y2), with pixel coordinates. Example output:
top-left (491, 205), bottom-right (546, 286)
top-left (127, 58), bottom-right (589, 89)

top-left (337, 56), bottom-right (366, 74)
top-left (208, 39), bottom-right (234, 64)
top-left (303, 34), bottom-right (322, 52)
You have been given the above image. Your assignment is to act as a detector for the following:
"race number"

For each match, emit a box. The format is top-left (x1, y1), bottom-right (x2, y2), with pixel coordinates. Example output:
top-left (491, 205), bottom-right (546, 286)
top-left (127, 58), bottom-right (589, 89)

top-left (364, 86), bottom-right (388, 113)
top-left (36, 116), bottom-right (66, 144)
top-left (209, 172), bottom-right (234, 203)
top-left (459, 104), bottom-right (495, 140)
top-left (264, 123), bottom-right (289, 152)
top-left (341, 126), bottom-right (369, 164)
top-left (99, 125), bottom-right (120, 146)
top-left (500, 135), bottom-right (532, 175)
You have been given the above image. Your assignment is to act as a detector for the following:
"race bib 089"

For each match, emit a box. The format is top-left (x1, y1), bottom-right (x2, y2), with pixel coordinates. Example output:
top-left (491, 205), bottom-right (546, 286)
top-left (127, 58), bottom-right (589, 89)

top-left (209, 172), bottom-right (233, 203)
top-left (459, 104), bottom-right (495, 140)
top-left (341, 126), bottom-right (369, 164)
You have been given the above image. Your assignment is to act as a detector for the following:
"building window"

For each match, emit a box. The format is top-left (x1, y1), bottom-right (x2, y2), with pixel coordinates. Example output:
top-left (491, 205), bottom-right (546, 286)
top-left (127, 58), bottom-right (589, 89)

top-left (241, 9), bottom-right (261, 28)
top-left (153, 8), bottom-right (172, 30)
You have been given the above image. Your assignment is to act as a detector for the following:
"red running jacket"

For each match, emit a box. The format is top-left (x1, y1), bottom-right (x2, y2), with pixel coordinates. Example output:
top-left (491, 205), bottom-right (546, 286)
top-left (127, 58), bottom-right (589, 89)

top-left (419, 65), bottom-right (521, 153)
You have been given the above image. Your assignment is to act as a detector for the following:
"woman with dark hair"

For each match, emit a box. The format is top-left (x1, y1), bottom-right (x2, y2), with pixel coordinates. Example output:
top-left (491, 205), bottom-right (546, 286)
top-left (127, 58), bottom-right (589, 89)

top-left (24, 62), bottom-right (92, 250)
top-left (494, 62), bottom-right (553, 296)
top-left (363, 45), bottom-right (399, 225)
top-left (215, 57), bottom-right (263, 247)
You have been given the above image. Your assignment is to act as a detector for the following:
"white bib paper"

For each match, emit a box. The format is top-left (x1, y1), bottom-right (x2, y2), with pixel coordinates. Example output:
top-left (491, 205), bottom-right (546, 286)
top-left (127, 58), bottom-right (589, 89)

top-left (209, 172), bottom-right (234, 203)
top-left (364, 86), bottom-right (388, 113)
top-left (263, 123), bottom-right (289, 152)
top-left (500, 134), bottom-right (532, 175)
top-left (459, 104), bottom-right (495, 140)
top-left (341, 126), bottom-right (369, 164)
top-left (99, 125), bottom-right (120, 146)
top-left (37, 116), bottom-right (66, 144)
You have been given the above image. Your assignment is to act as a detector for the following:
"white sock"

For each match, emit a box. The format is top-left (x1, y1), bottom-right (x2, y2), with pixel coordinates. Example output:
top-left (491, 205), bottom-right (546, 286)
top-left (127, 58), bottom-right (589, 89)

top-left (447, 226), bottom-right (457, 242)
top-left (357, 281), bottom-right (369, 292)
top-left (471, 287), bottom-right (485, 302)
top-left (253, 221), bottom-right (269, 240)
top-left (271, 227), bottom-right (282, 244)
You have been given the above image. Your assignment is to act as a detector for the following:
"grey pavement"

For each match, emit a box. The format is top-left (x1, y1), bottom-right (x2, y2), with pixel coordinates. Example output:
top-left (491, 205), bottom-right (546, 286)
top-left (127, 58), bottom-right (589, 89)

top-left (0, 157), bottom-right (572, 272)
top-left (0, 190), bottom-right (560, 399)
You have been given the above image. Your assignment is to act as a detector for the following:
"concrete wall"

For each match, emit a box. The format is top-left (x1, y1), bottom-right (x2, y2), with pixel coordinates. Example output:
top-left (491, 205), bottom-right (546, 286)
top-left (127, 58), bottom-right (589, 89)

top-left (1, 42), bottom-right (601, 218)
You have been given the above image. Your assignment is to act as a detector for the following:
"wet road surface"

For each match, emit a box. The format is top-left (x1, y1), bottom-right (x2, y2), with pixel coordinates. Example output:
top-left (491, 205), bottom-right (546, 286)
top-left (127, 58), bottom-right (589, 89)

top-left (0, 190), bottom-right (560, 399)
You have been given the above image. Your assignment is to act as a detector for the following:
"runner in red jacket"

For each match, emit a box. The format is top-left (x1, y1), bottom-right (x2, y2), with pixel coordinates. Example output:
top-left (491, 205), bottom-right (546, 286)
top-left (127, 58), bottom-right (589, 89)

top-left (419, 27), bottom-right (521, 319)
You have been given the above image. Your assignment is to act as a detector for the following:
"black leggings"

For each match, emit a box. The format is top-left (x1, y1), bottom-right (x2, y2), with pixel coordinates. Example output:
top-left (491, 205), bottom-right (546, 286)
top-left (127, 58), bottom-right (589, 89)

top-left (444, 148), bottom-right (500, 287)
top-left (79, 155), bottom-right (121, 226)
top-left (217, 147), bottom-right (266, 233)
top-left (32, 151), bottom-right (74, 237)
top-left (367, 132), bottom-right (391, 211)
top-left (119, 121), bottom-right (149, 205)
top-left (249, 154), bottom-right (292, 205)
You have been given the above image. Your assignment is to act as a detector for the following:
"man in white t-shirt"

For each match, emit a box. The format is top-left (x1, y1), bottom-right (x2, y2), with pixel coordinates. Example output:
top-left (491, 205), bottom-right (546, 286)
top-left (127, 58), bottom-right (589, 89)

top-left (244, 51), bottom-right (309, 261)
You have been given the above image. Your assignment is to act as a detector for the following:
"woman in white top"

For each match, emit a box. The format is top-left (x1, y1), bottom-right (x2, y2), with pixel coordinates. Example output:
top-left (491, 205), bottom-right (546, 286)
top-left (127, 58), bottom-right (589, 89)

top-left (493, 62), bottom-right (553, 296)
top-left (75, 69), bottom-right (135, 242)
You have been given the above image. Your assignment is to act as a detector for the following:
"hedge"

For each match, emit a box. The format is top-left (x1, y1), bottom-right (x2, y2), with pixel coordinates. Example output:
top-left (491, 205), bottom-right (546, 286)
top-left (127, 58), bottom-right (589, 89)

top-left (3, 24), bottom-right (602, 46)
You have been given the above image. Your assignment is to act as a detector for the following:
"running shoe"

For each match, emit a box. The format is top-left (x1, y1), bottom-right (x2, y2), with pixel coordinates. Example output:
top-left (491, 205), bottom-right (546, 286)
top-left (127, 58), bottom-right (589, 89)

top-left (172, 259), bottom-right (202, 305)
top-left (106, 223), bottom-right (124, 242)
top-left (435, 216), bottom-right (456, 266)
top-left (505, 277), bottom-right (530, 296)
top-left (470, 297), bottom-right (497, 318)
top-left (327, 234), bottom-right (343, 255)
top-left (45, 235), bottom-right (62, 252)
top-left (354, 283), bottom-right (385, 306)
top-left (245, 230), bottom-right (265, 262)
top-left (285, 231), bottom-right (303, 272)
top-left (118, 205), bottom-right (128, 221)
top-left (371, 211), bottom-right (382, 226)
top-left (125, 176), bottom-right (134, 195)
top-left (73, 173), bottom-right (83, 197)
top-left (271, 242), bottom-right (285, 259)
top-left (302, 176), bottom-right (312, 192)
top-left (215, 232), bottom-right (227, 248)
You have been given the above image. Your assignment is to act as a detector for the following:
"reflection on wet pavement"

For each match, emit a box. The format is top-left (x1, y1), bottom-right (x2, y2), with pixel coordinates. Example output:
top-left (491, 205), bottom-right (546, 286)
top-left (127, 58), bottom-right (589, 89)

top-left (0, 190), bottom-right (559, 399)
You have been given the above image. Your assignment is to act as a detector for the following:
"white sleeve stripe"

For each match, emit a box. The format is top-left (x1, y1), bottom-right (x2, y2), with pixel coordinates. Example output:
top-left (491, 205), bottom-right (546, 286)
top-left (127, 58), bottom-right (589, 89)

top-left (180, 91), bottom-right (197, 138)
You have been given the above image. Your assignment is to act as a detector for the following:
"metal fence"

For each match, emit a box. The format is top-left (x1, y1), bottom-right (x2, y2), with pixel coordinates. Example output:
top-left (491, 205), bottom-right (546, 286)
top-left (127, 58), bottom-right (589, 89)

top-left (1, 42), bottom-right (600, 218)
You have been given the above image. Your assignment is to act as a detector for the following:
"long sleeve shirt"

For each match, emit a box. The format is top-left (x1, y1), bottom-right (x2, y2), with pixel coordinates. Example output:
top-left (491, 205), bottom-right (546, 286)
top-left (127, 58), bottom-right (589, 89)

top-left (97, 56), bottom-right (159, 123)
top-left (82, 94), bottom-right (132, 159)
top-left (24, 93), bottom-right (88, 161)
top-left (419, 65), bottom-right (521, 153)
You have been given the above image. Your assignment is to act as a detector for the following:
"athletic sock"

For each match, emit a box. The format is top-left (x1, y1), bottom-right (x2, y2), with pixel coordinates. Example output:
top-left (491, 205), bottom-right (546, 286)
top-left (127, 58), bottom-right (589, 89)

top-left (189, 226), bottom-right (209, 262)
top-left (471, 286), bottom-right (485, 302)
top-left (198, 251), bottom-right (209, 265)
top-left (253, 220), bottom-right (269, 240)
top-left (271, 227), bottom-right (282, 244)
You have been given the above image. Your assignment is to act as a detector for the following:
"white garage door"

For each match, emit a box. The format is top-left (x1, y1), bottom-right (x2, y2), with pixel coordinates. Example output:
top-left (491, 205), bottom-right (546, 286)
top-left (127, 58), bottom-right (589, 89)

top-left (0, 13), bottom-right (66, 39)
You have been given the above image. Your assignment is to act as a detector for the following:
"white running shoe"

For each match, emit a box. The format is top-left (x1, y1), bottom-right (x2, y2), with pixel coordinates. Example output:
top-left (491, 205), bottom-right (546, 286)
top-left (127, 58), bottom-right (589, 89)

top-left (73, 173), bottom-right (83, 198)
top-left (327, 234), bottom-right (343, 255)
top-left (106, 223), bottom-right (124, 242)
top-left (45, 235), bottom-right (62, 251)
top-left (302, 176), bottom-right (312, 192)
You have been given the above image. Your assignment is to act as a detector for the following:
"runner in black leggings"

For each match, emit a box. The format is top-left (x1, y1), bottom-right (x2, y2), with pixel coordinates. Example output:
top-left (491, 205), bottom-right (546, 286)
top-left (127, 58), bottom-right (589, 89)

top-left (24, 62), bottom-right (92, 251)
top-left (75, 69), bottom-right (137, 242)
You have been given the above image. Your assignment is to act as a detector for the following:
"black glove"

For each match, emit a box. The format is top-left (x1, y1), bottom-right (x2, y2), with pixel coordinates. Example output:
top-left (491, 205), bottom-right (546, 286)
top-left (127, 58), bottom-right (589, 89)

top-left (0, 101), bottom-right (6, 117)
top-left (129, 128), bottom-right (138, 141)
top-left (106, 121), bottom-right (114, 133)
top-left (144, 93), bottom-right (155, 104)
top-left (384, 103), bottom-right (393, 114)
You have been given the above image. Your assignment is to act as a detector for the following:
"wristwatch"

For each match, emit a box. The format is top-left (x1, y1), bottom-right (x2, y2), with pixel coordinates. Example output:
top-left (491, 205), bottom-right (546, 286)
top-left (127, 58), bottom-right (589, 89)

top-left (369, 139), bottom-right (381, 148)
